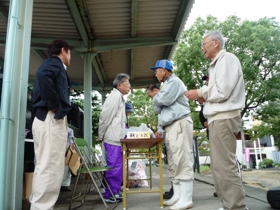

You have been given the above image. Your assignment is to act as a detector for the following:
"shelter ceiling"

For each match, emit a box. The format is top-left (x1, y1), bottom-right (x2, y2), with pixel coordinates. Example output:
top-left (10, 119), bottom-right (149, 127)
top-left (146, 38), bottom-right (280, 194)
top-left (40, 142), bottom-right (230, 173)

top-left (0, 0), bottom-right (194, 93)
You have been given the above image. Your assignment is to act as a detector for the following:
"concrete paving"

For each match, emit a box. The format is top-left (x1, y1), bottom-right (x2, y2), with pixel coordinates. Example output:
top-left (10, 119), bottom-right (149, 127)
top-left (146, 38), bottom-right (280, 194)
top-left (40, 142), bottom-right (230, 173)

top-left (54, 166), bottom-right (274, 210)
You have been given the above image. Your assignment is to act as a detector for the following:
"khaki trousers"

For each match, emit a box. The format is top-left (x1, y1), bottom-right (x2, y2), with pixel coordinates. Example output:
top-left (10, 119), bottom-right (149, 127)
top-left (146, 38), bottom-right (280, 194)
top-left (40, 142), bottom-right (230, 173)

top-left (165, 116), bottom-right (194, 182)
top-left (30, 111), bottom-right (68, 210)
top-left (209, 116), bottom-right (246, 210)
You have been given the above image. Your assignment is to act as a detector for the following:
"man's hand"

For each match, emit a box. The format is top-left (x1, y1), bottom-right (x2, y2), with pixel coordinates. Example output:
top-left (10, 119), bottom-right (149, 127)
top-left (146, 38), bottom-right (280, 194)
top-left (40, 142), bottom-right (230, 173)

top-left (50, 108), bottom-right (57, 113)
top-left (70, 143), bottom-right (75, 150)
top-left (154, 132), bottom-right (162, 138)
top-left (197, 97), bottom-right (205, 104)
top-left (204, 121), bottom-right (208, 129)
top-left (185, 90), bottom-right (199, 101)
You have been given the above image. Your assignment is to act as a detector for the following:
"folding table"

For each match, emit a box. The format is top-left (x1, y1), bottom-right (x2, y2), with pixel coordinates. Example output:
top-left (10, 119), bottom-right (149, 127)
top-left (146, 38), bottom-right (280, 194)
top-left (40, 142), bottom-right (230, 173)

top-left (120, 138), bottom-right (164, 210)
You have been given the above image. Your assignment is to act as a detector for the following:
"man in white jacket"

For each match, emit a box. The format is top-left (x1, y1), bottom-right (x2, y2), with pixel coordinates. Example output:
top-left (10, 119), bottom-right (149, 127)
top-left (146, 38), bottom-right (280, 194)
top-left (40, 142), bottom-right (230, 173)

top-left (185, 31), bottom-right (250, 210)
top-left (98, 73), bottom-right (131, 203)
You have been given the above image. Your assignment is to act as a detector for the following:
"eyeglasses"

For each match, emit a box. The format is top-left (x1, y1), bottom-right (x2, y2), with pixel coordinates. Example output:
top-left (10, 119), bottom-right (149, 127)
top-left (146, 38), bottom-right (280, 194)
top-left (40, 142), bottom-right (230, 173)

top-left (201, 39), bottom-right (214, 47)
top-left (155, 68), bottom-right (164, 75)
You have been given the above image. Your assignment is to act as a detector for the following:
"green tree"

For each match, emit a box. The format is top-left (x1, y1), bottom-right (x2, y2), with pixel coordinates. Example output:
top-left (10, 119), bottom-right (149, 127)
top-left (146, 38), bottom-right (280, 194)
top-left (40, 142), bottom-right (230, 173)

top-left (248, 100), bottom-right (280, 148)
top-left (173, 15), bottom-right (280, 147)
top-left (127, 88), bottom-right (158, 132)
top-left (71, 91), bottom-right (102, 141)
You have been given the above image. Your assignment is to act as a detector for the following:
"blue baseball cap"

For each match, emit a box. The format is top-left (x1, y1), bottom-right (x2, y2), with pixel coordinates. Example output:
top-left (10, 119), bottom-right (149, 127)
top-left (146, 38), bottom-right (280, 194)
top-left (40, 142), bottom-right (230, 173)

top-left (125, 102), bottom-right (134, 113)
top-left (150, 59), bottom-right (173, 71)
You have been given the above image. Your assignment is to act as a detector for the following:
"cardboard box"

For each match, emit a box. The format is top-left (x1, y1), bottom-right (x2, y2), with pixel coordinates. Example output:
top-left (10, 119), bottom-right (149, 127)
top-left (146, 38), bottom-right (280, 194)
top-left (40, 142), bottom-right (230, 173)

top-left (65, 147), bottom-right (81, 175)
top-left (69, 156), bottom-right (81, 176)
top-left (22, 172), bottom-right (33, 199)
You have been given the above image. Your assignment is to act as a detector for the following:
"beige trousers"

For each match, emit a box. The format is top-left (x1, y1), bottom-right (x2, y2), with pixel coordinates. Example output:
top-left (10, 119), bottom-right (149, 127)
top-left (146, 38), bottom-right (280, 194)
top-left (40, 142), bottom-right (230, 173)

top-left (30, 111), bottom-right (68, 210)
top-left (209, 116), bottom-right (246, 210)
top-left (165, 116), bottom-right (194, 182)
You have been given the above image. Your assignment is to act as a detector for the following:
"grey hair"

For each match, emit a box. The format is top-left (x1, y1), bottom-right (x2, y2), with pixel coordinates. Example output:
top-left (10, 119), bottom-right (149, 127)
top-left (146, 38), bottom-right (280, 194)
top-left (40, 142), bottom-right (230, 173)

top-left (204, 31), bottom-right (225, 49)
top-left (113, 73), bottom-right (130, 88)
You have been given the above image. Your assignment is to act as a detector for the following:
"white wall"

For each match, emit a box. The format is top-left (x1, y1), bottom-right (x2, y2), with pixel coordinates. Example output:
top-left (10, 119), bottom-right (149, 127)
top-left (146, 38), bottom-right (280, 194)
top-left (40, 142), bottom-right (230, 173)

top-left (199, 137), bottom-right (279, 168)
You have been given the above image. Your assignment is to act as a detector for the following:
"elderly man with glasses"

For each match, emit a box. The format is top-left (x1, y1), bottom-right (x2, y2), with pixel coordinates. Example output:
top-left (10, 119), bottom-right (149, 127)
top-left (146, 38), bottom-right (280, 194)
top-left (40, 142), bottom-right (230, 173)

top-left (185, 31), bottom-right (250, 210)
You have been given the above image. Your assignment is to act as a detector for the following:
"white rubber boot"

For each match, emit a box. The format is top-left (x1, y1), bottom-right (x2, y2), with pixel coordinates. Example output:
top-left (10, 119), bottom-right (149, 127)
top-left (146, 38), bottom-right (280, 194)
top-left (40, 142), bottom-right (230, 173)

top-left (163, 182), bottom-right (180, 206)
top-left (170, 180), bottom-right (193, 210)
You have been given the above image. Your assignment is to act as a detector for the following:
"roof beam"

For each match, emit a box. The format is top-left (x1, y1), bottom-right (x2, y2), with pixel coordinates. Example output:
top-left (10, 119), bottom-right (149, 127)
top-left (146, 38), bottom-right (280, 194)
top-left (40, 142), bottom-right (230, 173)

top-left (0, 3), bottom-right (8, 22)
top-left (130, 49), bottom-right (135, 80)
top-left (66, 78), bottom-right (160, 92)
top-left (93, 36), bottom-right (176, 53)
top-left (0, 57), bottom-right (4, 66)
top-left (30, 38), bottom-right (86, 51)
top-left (172, 0), bottom-right (194, 39)
top-left (28, 74), bottom-right (159, 92)
top-left (79, 53), bottom-right (108, 88)
top-left (131, 0), bottom-right (138, 37)
top-left (163, 45), bottom-right (173, 60)
top-left (130, 0), bottom-right (138, 81)
top-left (92, 56), bottom-right (105, 87)
top-left (93, 78), bottom-right (160, 92)
top-left (65, 0), bottom-right (90, 47)
top-left (0, 36), bottom-right (176, 52)
top-left (166, 0), bottom-right (195, 58)
top-left (32, 49), bottom-right (47, 61)
top-left (95, 54), bottom-right (108, 83)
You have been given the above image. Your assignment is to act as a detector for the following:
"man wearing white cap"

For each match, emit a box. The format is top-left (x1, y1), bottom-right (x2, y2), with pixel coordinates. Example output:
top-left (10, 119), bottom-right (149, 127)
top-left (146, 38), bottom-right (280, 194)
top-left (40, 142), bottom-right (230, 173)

top-left (150, 59), bottom-right (193, 210)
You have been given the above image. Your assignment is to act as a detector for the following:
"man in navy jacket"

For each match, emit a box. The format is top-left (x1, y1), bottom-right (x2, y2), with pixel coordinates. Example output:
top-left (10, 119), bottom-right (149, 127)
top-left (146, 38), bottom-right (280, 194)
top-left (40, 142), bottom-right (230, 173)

top-left (30, 40), bottom-right (72, 210)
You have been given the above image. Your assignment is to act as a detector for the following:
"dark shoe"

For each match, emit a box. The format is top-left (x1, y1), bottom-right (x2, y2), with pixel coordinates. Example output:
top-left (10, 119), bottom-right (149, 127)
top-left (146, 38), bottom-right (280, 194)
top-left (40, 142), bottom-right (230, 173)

top-left (213, 192), bottom-right (218, 197)
top-left (60, 186), bottom-right (72, 192)
top-left (114, 192), bottom-right (123, 199)
top-left (163, 186), bottom-right (174, 199)
top-left (163, 186), bottom-right (173, 195)
top-left (163, 193), bottom-right (173, 199)
top-left (22, 199), bottom-right (31, 210)
top-left (163, 191), bottom-right (169, 196)
top-left (104, 196), bottom-right (122, 203)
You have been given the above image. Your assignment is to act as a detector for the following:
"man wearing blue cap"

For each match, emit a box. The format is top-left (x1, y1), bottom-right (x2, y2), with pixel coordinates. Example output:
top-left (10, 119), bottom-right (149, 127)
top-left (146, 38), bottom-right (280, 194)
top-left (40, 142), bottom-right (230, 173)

top-left (150, 59), bottom-right (193, 210)
top-left (125, 102), bottom-right (134, 114)
top-left (125, 102), bottom-right (133, 135)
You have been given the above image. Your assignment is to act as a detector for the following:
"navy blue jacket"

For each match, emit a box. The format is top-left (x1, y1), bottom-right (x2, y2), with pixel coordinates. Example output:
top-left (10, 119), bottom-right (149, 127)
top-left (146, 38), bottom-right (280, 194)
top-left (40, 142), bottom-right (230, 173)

top-left (32, 56), bottom-right (71, 121)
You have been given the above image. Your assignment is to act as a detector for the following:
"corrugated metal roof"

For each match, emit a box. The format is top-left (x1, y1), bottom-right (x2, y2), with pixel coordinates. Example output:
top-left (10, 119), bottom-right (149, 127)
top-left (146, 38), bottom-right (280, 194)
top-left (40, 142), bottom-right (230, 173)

top-left (32, 0), bottom-right (80, 40)
top-left (0, 0), bottom-right (195, 92)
